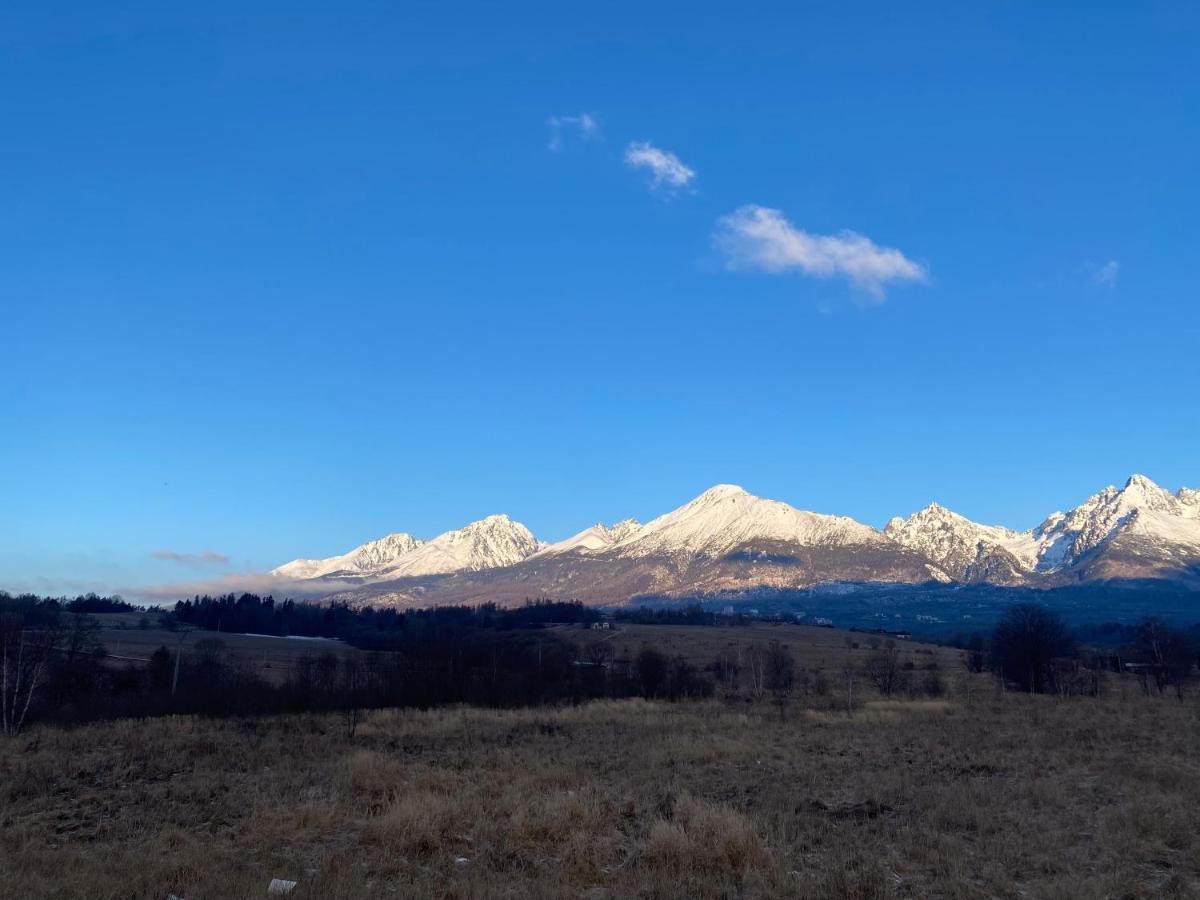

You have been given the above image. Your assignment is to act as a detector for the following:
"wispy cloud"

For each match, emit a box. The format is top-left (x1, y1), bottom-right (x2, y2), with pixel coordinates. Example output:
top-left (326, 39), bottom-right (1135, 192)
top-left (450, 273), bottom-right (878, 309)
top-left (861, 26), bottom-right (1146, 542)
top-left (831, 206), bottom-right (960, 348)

top-left (623, 141), bottom-right (695, 191)
top-left (546, 113), bottom-right (598, 151)
top-left (127, 571), bottom-right (345, 604)
top-left (714, 205), bottom-right (927, 299)
top-left (1090, 259), bottom-right (1119, 288)
top-left (152, 549), bottom-right (230, 566)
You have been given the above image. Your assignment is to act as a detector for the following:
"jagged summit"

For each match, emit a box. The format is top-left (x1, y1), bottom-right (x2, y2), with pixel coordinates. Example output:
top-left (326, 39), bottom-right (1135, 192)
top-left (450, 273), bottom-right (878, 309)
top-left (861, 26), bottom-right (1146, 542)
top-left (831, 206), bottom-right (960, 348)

top-left (1031, 473), bottom-right (1200, 572)
top-left (886, 474), bottom-right (1200, 581)
top-left (271, 531), bottom-right (424, 580)
top-left (272, 514), bottom-right (539, 582)
top-left (533, 518), bottom-right (644, 557)
top-left (377, 514), bottom-right (539, 579)
top-left (884, 502), bottom-right (1033, 583)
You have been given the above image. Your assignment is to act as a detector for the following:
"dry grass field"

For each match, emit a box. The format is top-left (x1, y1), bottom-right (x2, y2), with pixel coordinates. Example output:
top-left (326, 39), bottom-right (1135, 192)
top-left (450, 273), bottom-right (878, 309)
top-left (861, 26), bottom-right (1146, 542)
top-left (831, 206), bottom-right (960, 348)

top-left (90, 615), bottom-right (947, 689)
top-left (3, 673), bottom-right (1199, 899)
top-left (566, 621), bottom-right (963, 674)
top-left (90, 613), bottom-right (362, 683)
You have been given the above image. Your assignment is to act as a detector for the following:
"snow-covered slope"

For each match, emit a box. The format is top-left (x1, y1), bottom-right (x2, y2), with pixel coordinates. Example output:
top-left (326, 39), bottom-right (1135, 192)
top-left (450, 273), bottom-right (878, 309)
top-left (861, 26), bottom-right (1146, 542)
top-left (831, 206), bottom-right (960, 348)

top-left (372, 514), bottom-right (540, 578)
top-left (272, 516), bottom-right (539, 582)
top-left (533, 519), bottom-right (642, 556)
top-left (271, 532), bottom-right (424, 580)
top-left (1028, 474), bottom-right (1200, 577)
top-left (612, 484), bottom-right (881, 558)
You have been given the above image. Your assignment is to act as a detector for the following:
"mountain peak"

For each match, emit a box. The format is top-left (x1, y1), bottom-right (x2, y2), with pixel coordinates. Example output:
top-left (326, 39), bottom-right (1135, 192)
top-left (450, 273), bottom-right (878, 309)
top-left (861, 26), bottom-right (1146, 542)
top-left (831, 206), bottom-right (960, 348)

top-left (374, 514), bottom-right (538, 579)
top-left (465, 513), bottom-right (516, 529)
top-left (533, 517), bottom-right (645, 557)
top-left (697, 484), bottom-right (750, 501)
top-left (1124, 473), bottom-right (1162, 492)
top-left (1031, 473), bottom-right (1200, 569)
top-left (917, 501), bottom-right (955, 517)
top-left (883, 502), bottom-right (1036, 583)
top-left (617, 484), bottom-right (878, 558)
top-left (271, 530), bottom-right (424, 580)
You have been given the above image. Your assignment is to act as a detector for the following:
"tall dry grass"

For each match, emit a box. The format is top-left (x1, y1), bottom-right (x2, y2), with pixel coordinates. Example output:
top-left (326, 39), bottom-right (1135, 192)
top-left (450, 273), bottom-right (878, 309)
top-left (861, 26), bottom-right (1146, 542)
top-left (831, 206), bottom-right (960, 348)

top-left (2, 678), bottom-right (1199, 898)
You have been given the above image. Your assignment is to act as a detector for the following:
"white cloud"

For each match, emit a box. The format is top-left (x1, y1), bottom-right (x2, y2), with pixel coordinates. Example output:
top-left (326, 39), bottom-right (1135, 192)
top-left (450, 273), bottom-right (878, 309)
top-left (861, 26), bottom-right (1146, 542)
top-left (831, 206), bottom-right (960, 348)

top-left (623, 141), bottom-right (695, 191)
top-left (547, 113), bottom-right (598, 151)
top-left (1090, 259), bottom-right (1119, 288)
top-left (714, 205), bottom-right (927, 299)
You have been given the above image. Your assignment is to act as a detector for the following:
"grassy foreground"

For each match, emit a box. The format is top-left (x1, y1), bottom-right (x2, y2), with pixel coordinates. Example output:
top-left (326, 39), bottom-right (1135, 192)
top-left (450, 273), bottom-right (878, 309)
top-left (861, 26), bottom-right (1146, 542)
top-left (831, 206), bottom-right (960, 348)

top-left (2, 686), bottom-right (1199, 899)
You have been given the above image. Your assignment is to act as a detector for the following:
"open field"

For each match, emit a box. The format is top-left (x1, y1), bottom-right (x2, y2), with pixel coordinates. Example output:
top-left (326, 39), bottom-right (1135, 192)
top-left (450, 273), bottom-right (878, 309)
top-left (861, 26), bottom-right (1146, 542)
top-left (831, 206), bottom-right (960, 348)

top-left (3, 677), bottom-right (1199, 899)
top-left (91, 613), bottom-right (956, 688)
top-left (90, 613), bottom-right (363, 683)
top-left (567, 621), bottom-right (963, 674)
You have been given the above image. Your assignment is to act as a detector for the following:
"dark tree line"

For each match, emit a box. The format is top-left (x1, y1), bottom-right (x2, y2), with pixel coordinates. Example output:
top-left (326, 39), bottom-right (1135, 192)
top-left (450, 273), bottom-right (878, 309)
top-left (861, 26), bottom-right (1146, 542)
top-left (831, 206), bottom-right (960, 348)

top-left (3, 592), bottom-right (724, 733)
top-left (9, 589), bottom-right (1198, 735)
top-left (613, 604), bottom-right (753, 626)
top-left (944, 604), bottom-right (1200, 695)
top-left (172, 594), bottom-right (601, 647)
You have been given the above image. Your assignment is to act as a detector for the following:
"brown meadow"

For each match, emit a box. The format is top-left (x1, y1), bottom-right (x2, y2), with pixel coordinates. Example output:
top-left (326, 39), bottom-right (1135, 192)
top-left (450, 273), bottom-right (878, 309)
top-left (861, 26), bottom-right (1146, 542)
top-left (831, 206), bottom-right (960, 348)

top-left (3, 669), bottom-right (1199, 899)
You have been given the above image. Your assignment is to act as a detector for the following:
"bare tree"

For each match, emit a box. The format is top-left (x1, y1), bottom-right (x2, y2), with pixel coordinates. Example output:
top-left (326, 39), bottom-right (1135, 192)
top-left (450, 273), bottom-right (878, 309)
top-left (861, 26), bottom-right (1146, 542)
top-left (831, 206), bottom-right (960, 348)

top-left (1, 604), bottom-right (66, 737)
top-left (963, 634), bottom-right (986, 673)
top-left (636, 646), bottom-right (668, 699)
top-left (990, 603), bottom-right (1072, 694)
top-left (764, 641), bottom-right (795, 720)
top-left (864, 646), bottom-right (901, 696)
top-left (1133, 618), bottom-right (1197, 700)
top-left (341, 657), bottom-right (368, 740)
top-left (585, 640), bottom-right (614, 667)
top-left (714, 644), bottom-right (740, 695)
top-left (314, 651), bottom-right (339, 704)
top-left (842, 664), bottom-right (856, 716)
top-left (744, 644), bottom-right (767, 701)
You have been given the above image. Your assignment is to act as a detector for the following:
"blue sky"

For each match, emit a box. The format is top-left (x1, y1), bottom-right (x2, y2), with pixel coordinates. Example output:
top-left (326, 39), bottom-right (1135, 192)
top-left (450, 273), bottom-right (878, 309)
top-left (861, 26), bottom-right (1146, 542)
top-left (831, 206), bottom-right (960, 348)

top-left (4, 1), bottom-right (1199, 595)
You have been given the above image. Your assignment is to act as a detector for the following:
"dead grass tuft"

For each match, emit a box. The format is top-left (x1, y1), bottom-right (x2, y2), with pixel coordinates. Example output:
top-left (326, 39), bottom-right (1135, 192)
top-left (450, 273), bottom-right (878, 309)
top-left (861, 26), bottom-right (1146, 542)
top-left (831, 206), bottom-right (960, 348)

top-left (644, 793), bottom-right (766, 875)
top-left (367, 789), bottom-right (463, 858)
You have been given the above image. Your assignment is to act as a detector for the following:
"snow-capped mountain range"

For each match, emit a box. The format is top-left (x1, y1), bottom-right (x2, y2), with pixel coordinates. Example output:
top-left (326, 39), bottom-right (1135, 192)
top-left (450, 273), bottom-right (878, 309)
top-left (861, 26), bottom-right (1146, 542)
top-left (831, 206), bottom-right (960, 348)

top-left (274, 515), bottom-right (538, 582)
top-left (270, 475), bottom-right (1200, 608)
top-left (884, 474), bottom-right (1200, 584)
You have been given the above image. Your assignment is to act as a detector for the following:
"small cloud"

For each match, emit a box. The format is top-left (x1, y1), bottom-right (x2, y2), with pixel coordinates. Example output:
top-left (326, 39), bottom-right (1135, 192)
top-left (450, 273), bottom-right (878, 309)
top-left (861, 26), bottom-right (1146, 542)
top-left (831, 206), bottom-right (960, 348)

top-left (1090, 259), bottom-right (1119, 288)
top-left (547, 113), bottom-right (598, 151)
top-left (623, 141), bottom-right (695, 191)
top-left (151, 549), bottom-right (230, 566)
top-left (714, 204), bottom-right (927, 300)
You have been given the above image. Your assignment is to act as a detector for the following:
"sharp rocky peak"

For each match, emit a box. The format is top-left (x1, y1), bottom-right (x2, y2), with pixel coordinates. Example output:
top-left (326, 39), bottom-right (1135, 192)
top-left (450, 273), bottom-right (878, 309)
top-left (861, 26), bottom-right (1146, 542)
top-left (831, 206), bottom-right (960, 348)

top-left (1124, 473), bottom-right (1162, 491)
